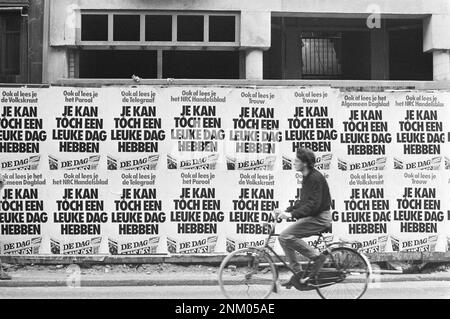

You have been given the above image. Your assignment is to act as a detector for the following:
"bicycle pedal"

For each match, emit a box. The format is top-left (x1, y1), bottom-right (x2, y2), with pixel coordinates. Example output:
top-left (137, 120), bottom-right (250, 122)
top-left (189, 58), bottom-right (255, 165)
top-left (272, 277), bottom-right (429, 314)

top-left (280, 281), bottom-right (294, 289)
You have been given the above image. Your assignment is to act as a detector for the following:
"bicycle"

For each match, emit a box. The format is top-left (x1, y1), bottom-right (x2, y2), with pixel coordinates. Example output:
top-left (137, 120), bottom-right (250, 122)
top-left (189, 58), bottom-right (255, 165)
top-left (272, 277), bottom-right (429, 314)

top-left (218, 212), bottom-right (372, 299)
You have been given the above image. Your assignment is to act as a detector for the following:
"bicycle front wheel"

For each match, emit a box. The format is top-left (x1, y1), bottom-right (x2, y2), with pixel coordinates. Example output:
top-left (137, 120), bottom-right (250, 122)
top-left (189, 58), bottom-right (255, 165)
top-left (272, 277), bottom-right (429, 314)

top-left (218, 247), bottom-right (277, 299)
top-left (314, 247), bottom-right (371, 299)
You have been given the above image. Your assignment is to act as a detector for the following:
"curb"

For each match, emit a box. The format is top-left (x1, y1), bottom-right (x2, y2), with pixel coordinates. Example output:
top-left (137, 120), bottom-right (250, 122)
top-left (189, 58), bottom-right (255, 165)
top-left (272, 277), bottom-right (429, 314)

top-left (0, 279), bottom-right (218, 288)
top-left (1, 252), bottom-right (450, 265)
top-left (1, 275), bottom-right (449, 288)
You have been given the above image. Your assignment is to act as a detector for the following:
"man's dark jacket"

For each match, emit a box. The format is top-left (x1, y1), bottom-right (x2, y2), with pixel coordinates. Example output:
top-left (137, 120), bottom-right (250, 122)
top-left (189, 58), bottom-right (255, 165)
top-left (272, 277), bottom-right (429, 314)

top-left (286, 168), bottom-right (331, 219)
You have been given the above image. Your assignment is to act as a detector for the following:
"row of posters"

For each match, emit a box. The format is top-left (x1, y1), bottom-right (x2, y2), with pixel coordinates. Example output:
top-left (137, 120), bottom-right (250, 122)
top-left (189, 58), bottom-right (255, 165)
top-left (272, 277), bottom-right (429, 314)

top-left (1, 86), bottom-right (450, 255)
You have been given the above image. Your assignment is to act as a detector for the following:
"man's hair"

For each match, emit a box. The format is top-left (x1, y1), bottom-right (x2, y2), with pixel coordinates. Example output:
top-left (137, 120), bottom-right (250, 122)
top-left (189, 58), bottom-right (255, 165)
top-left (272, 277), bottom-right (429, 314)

top-left (296, 148), bottom-right (316, 169)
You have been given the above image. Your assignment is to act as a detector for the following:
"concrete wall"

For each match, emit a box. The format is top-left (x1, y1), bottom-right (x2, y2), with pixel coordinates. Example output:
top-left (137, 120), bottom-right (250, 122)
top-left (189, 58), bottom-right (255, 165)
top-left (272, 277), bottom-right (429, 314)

top-left (423, 15), bottom-right (450, 52)
top-left (276, 0), bottom-right (449, 16)
top-left (43, 0), bottom-right (450, 82)
top-left (47, 0), bottom-right (450, 46)
top-left (28, 0), bottom-right (44, 83)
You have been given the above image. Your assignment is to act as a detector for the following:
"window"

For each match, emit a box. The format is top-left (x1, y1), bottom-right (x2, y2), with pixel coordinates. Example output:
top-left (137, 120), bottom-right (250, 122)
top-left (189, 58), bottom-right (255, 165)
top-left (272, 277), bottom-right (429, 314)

top-left (81, 15), bottom-right (108, 41)
top-left (78, 11), bottom-right (239, 45)
top-left (265, 18), bottom-right (374, 80)
top-left (209, 16), bottom-right (235, 42)
top-left (113, 15), bottom-right (140, 41)
top-left (74, 11), bottom-right (240, 79)
top-left (163, 51), bottom-right (239, 79)
top-left (145, 15), bottom-right (172, 41)
top-left (177, 15), bottom-right (204, 42)
top-left (79, 50), bottom-right (157, 78)
top-left (301, 32), bottom-right (342, 79)
top-left (0, 13), bottom-right (21, 76)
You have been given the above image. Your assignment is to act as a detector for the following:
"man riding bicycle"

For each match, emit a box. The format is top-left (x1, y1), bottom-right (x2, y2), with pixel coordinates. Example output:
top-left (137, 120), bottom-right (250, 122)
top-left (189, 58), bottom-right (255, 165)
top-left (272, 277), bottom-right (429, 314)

top-left (275, 148), bottom-right (332, 289)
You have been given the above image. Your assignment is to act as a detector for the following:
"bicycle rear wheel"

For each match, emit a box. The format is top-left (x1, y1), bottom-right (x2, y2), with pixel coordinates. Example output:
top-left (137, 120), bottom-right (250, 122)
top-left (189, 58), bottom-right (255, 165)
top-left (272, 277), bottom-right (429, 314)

top-left (314, 247), bottom-right (371, 299)
top-left (218, 247), bottom-right (277, 299)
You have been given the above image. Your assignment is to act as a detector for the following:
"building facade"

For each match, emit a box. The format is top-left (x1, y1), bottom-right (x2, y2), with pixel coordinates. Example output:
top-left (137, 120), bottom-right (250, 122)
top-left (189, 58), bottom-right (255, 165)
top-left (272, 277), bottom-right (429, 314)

top-left (2, 0), bottom-right (450, 84)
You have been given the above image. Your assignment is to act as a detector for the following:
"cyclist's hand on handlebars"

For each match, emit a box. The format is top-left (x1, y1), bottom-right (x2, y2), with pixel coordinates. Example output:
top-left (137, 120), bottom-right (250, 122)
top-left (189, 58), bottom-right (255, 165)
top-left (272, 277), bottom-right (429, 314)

top-left (278, 212), bottom-right (291, 220)
top-left (273, 209), bottom-right (290, 220)
top-left (273, 209), bottom-right (282, 217)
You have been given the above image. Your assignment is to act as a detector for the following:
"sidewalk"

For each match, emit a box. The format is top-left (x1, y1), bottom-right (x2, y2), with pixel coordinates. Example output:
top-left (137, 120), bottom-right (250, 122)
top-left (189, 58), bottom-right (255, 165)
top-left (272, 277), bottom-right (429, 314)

top-left (1, 264), bottom-right (450, 287)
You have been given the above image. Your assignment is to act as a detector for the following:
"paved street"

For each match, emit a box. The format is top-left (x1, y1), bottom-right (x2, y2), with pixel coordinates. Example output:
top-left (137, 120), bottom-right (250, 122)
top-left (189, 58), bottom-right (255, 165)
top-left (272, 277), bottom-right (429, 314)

top-left (0, 281), bottom-right (449, 299)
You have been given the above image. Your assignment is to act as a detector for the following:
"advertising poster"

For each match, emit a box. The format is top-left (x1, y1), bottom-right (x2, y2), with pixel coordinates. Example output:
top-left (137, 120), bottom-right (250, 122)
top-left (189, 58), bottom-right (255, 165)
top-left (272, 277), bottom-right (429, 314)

top-left (164, 170), bottom-right (228, 254)
top-left (164, 87), bottom-right (229, 170)
top-left (0, 88), bottom-right (48, 170)
top-left (335, 91), bottom-right (393, 171)
top-left (225, 171), bottom-right (279, 252)
top-left (47, 171), bottom-right (109, 255)
top-left (106, 171), bottom-right (167, 255)
top-left (46, 87), bottom-right (107, 171)
top-left (225, 88), bottom-right (283, 171)
top-left (0, 171), bottom-right (48, 255)
top-left (280, 87), bottom-right (338, 171)
top-left (105, 87), bottom-right (168, 171)
top-left (391, 91), bottom-right (450, 171)
top-left (331, 170), bottom-right (391, 254)
top-left (389, 170), bottom-right (446, 252)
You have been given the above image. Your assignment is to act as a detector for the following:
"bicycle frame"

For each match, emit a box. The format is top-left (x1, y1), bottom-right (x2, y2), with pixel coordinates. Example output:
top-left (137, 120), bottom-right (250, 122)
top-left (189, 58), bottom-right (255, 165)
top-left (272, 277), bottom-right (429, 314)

top-left (261, 218), bottom-right (350, 285)
top-left (263, 228), bottom-right (333, 279)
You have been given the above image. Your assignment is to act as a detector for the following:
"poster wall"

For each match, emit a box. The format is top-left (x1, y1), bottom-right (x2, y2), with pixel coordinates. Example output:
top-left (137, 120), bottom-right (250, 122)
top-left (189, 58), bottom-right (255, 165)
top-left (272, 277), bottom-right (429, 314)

top-left (0, 86), bottom-right (449, 256)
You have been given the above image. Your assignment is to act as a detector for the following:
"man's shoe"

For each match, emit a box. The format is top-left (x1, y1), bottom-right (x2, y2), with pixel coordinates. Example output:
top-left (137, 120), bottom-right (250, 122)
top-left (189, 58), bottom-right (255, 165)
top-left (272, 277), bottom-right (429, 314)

top-left (310, 254), bottom-right (327, 277)
top-left (299, 276), bottom-right (310, 284)
top-left (0, 271), bottom-right (12, 280)
top-left (280, 275), bottom-right (297, 289)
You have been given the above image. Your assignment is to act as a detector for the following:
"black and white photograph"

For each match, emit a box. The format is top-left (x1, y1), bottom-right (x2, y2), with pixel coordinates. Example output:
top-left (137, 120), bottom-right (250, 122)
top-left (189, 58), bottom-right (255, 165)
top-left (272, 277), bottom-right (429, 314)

top-left (0, 0), bottom-right (449, 310)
